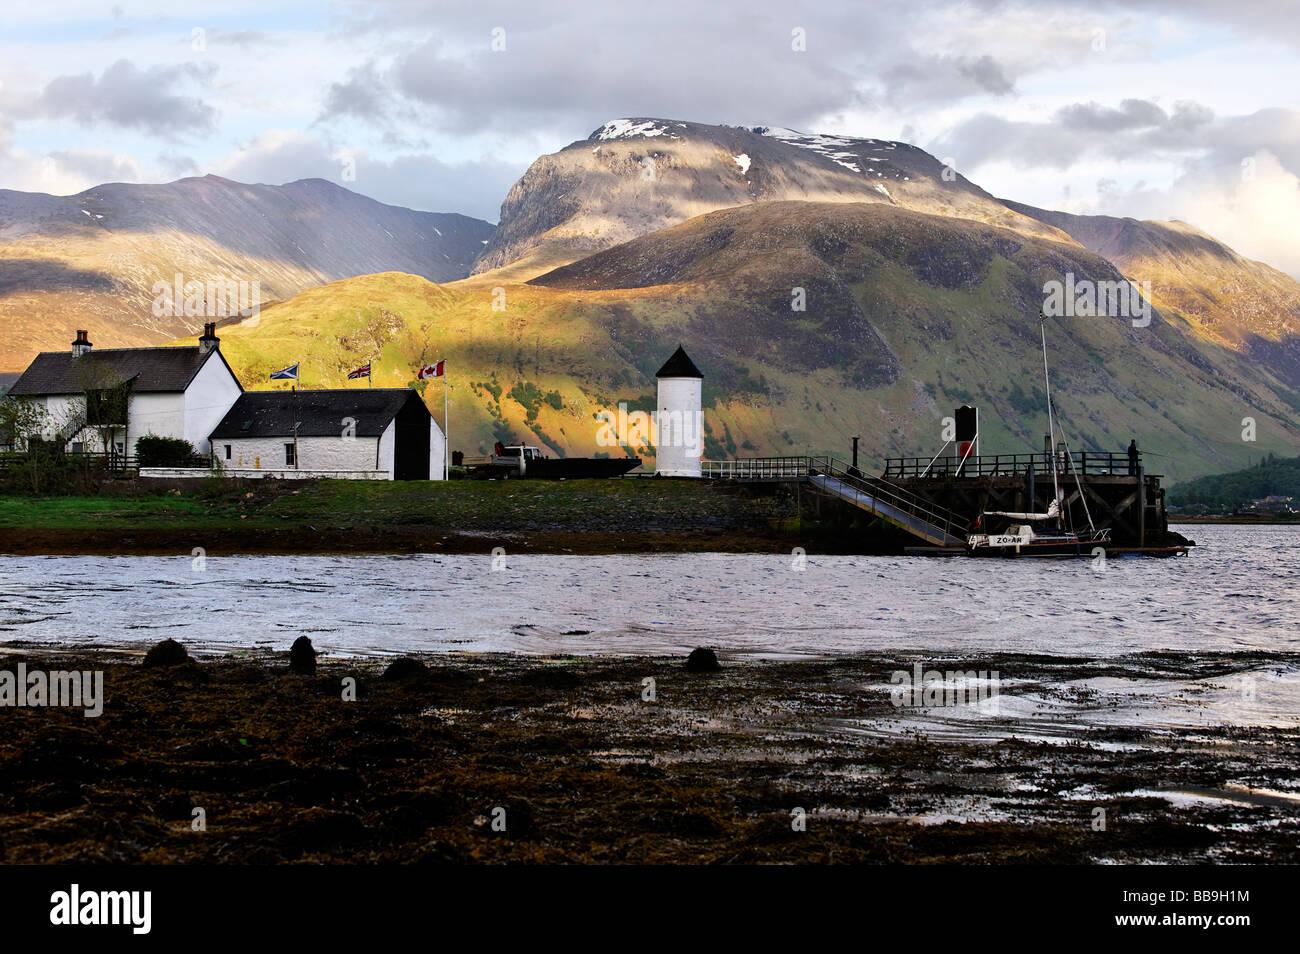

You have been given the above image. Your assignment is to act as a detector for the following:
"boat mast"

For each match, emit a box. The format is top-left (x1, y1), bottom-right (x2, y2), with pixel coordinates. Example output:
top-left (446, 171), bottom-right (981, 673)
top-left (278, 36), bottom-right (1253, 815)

top-left (1039, 314), bottom-right (1060, 515)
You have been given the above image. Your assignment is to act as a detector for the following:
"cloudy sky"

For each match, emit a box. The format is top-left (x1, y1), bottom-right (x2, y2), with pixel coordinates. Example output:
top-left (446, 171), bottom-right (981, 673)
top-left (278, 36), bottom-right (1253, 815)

top-left (2, 0), bottom-right (1298, 274)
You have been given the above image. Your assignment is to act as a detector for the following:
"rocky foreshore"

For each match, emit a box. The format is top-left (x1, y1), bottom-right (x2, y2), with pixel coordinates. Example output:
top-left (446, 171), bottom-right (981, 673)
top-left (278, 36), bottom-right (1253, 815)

top-left (2, 643), bottom-right (1297, 864)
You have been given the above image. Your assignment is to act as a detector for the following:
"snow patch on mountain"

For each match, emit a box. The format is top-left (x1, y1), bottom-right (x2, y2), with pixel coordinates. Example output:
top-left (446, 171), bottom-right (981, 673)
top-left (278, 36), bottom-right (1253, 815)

top-left (594, 119), bottom-right (677, 141)
top-left (745, 125), bottom-right (907, 177)
top-left (733, 154), bottom-right (751, 175)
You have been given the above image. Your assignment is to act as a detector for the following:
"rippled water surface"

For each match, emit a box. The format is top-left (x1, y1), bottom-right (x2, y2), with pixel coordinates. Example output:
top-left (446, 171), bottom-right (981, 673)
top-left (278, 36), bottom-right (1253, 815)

top-left (0, 525), bottom-right (1294, 658)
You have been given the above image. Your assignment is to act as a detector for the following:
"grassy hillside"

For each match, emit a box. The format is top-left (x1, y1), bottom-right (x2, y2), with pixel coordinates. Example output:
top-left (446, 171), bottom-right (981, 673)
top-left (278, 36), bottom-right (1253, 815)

top-left (1005, 202), bottom-right (1300, 389)
top-left (180, 199), bottom-right (1299, 484)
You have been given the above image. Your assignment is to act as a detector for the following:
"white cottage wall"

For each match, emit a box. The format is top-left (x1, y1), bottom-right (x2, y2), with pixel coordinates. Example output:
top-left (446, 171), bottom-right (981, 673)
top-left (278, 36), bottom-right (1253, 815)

top-left (219, 435), bottom-right (382, 474)
top-left (183, 355), bottom-right (242, 453)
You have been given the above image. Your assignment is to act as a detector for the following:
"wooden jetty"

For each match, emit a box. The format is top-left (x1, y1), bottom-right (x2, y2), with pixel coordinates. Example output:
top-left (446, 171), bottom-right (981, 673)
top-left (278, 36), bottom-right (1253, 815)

top-left (701, 450), bottom-right (1192, 555)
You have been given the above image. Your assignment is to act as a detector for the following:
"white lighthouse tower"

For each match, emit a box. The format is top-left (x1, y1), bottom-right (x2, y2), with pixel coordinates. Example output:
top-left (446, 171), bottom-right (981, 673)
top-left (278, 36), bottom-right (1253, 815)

top-left (654, 344), bottom-right (704, 477)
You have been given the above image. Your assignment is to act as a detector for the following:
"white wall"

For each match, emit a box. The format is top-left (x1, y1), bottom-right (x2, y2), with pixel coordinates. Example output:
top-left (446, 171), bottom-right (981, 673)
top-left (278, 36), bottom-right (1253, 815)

top-left (22, 394), bottom-right (125, 454)
top-left (183, 353), bottom-right (242, 453)
top-left (31, 395), bottom-right (85, 444)
top-left (430, 417), bottom-right (446, 480)
top-left (140, 467), bottom-right (389, 480)
top-left (378, 420), bottom-right (396, 478)
top-left (216, 435), bottom-right (382, 474)
top-left (655, 376), bottom-right (703, 477)
top-left (127, 393), bottom-right (185, 452)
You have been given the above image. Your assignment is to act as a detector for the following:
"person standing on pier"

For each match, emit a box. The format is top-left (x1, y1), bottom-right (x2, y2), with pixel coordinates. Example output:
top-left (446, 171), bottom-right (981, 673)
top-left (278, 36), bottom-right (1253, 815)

top-left (1127, 439), bottom-right (1139, 475)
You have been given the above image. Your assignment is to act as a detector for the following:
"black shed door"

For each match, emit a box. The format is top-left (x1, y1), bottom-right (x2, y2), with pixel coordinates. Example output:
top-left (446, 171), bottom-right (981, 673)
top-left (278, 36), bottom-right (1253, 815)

top-left (392, 395), bottom-right (431, 480)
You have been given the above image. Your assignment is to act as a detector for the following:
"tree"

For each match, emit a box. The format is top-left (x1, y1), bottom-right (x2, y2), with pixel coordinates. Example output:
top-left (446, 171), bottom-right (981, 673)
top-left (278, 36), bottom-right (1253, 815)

top-left (0, 397), bottom-right (84, 493)
top-left (74, 361), bottom-right (131, 458)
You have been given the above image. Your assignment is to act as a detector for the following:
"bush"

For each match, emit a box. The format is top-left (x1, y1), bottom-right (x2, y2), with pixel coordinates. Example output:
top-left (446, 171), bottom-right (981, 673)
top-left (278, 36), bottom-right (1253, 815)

top-left (0, 447), bottom-right (104, 495)
top-left (136, 435), bottom-right (197, 467)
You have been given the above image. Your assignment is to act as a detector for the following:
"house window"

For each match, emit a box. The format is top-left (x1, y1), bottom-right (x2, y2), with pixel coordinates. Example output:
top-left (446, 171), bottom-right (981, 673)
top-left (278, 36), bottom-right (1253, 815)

top-left (224, 444), bottom-right (231, 460)
top-left (71, 442), bottom-right (84, 454)
top-left (284, 443), bottom-right (296, 467)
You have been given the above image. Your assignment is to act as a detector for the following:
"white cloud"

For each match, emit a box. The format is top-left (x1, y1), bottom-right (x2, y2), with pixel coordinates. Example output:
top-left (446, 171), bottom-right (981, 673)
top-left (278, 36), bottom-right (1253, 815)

top-left (211, 129), bottom-right (520, 220)
top-left (1101, 149), bottom-right (1300, 277)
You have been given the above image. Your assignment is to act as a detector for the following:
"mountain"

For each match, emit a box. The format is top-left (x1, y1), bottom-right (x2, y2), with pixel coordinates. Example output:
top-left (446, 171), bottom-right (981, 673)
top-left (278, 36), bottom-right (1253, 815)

top-left (0, 175), bottom-right (494, 371)
top-left (1003, 202), bottom-right (1300, 389)
top-left (12, 116), bottom-right (1299, 483)
top-left (473, 118), bottom-right (1072, 278)
top-left (201, 200), bottom-right (1300, 484)
top-left (475, 118), bottom-right (1300, 398)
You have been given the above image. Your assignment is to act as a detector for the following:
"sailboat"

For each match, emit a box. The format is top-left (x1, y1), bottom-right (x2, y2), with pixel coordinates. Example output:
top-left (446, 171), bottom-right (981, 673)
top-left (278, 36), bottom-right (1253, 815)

top-left (965, 315), bottom-right (1111, 557)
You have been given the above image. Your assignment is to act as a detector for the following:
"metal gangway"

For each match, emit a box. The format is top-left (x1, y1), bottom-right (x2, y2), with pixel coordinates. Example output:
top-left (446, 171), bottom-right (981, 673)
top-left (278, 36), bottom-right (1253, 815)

top-left (702, 456), bottom-right (966, 547)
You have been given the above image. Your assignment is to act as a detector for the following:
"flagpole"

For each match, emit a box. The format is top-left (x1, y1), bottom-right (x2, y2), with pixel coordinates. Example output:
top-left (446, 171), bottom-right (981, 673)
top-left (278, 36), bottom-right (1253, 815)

top-left (368, 356), bottom-right (373, 389)
top-left (292, 378), bottom-right (299, 471)
top-left (444, 362), bottom-right (449, 481)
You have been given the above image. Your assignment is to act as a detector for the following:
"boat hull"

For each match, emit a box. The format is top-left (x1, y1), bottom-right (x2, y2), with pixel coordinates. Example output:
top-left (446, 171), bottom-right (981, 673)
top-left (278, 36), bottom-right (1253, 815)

top-left (966, 541), bottom-right (1099, 557)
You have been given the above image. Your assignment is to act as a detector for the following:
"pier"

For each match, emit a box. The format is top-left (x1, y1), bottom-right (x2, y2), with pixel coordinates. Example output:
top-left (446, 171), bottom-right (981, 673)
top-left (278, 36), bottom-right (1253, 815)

top-left (702, 450), bottom-right (1186, 553)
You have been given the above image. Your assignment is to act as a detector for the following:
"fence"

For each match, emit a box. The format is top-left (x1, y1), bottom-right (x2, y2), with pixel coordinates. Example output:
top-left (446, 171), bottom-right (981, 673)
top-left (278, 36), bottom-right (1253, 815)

top-left (0, 451), bottom-right (215, 475)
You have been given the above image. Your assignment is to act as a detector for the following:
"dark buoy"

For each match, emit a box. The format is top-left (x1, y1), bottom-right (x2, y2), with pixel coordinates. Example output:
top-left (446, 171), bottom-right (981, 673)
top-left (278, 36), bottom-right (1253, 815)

top-left (289, 636), bottom-right (317, 675)
top-left (685, 648), bottom-right (720, 673)
top-left (142, 638), bottom-right (190, 668)
top-left (382, 657), bottom-right (428, 681)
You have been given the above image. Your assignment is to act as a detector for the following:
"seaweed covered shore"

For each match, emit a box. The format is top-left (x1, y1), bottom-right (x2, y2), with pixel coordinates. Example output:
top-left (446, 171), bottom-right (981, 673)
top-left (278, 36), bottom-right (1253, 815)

top-left (2, 647), bottom-right (1297, 864)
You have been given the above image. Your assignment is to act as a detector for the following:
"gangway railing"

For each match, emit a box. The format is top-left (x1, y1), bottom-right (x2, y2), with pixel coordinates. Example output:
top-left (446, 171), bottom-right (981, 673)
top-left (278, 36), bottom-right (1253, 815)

top-left (702, 456), bottom-right (967, 546)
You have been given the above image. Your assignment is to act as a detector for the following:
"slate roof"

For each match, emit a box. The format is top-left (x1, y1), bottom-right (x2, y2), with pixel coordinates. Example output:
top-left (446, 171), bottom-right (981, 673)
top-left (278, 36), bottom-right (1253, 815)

top-left (209, 389), bottom-right (427, 439)
top-left (8, 347), bottom-right (219, 396)
top-left (655, 345), bottom-right (703, 379)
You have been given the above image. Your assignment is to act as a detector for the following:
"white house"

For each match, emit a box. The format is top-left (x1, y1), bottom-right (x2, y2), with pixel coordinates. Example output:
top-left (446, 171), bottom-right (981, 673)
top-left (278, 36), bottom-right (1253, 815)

top-left (6, 324), bottom-right (242, 457)
top-left (654, 344), bottom-right (704, 477)
top-left (207, 388), bottom-right (446, 480)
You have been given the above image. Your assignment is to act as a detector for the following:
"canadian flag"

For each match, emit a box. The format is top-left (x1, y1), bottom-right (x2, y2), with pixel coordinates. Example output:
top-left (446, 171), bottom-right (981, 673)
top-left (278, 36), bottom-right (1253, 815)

top-left (418, 360), bottom-right (445, 380)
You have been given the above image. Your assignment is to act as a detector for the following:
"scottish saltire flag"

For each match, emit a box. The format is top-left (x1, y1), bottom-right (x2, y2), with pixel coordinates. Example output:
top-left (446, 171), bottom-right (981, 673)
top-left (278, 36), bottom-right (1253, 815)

top-left (270, 363), bottom-right (299, 380)
top-left (417, 360), bottom-right (445, 380)
top-left (347, 363), bottom-right (371, 379)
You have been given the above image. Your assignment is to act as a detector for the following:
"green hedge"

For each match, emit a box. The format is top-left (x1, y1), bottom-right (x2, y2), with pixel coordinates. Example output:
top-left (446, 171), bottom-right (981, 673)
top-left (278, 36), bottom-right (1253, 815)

top-left (136, 435), bottom-right (197, 467)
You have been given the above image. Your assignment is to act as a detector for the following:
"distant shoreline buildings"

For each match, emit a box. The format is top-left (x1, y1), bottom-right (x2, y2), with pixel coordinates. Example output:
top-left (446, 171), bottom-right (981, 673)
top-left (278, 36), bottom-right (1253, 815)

top-left (5, 326), bottom-right (445, 481)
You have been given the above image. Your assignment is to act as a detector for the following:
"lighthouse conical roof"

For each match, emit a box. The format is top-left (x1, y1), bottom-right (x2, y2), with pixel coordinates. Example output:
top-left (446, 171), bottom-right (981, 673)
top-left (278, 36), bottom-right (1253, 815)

top-left (655, 345), bottom-right (703, 379)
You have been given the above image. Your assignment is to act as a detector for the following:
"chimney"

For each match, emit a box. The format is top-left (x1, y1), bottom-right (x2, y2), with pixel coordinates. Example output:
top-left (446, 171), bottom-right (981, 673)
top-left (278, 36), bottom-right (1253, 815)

top-left (198, 322), bottom-right (219, 355)
top-left (71, 330), bottom-right (93, 358)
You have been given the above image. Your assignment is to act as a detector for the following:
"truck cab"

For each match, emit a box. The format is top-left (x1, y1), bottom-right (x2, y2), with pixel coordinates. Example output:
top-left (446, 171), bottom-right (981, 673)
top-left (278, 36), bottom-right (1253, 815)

top-left (500, 444), bottom-right (544, 462)
top-left (494, 442), bottom-right (546, 476)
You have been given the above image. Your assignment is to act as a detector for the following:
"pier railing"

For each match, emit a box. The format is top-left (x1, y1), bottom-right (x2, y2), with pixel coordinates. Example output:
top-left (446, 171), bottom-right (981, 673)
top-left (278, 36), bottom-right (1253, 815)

top-left (883, 451), bottom-right (1138, 479)
top-left (702, 457), bottom-right (812, 480)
